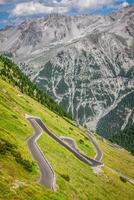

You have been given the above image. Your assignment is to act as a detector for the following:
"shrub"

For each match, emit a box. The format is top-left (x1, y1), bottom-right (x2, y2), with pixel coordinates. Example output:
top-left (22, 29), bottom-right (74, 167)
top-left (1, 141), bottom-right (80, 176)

top-left (12, 115), bottom-right (18, 119)
top-left (60, 174), bottom-right (70, 182)
top-left (0, 140), bottom-right (7, 155)
top-left (79, 139), bottom-right (84, 144)
top-left (0, 138), bottom-right (33, 172)
top-left (120, 176), bottom-right (127, 183)
top-left (21, 159), bottom-right (33, 172)
top-left (69, 127), bottom-right (73, 131)
top-left (0, 139), bottom-right (15, 155)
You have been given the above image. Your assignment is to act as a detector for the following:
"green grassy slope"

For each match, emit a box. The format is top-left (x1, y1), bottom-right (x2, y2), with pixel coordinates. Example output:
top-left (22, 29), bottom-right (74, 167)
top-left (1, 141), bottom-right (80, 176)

top-left (95, 134), bottom-right (134, 179)
top-left (0, 71), bottom-right (134, 199)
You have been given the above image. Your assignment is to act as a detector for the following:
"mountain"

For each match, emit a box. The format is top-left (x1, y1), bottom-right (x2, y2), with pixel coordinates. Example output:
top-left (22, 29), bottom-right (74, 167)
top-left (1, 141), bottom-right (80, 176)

top-left (0, 6), bottom-right (134, 140)
top-left (110, 122), bottom-right (134, 155)
top-left (0, 56), bottom-right (134, 200)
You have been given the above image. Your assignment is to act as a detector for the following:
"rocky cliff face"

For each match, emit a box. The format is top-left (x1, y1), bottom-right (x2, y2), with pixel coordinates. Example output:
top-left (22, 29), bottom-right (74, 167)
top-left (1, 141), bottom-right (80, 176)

top-left (0, 6), bottom-right (134, 137)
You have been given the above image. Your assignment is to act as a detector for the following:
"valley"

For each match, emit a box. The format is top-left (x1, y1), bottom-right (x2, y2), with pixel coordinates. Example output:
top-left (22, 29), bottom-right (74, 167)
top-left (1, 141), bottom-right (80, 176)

top-left (0, 4), bottom-right (134, 200)
top-left (0, 56), bottom-right (134, 200)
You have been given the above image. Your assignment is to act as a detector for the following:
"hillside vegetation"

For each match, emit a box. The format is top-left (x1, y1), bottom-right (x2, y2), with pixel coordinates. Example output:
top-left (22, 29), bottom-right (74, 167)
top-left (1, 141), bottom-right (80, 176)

top-left (0, 58), bottom-right (134, 200)
top-left (110, 123), bottom-right (134, 155)
top-left (0, 56), bottom-right (71, 119)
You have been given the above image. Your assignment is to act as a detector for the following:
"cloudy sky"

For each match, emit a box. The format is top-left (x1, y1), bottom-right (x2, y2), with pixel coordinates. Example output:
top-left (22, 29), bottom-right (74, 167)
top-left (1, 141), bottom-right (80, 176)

top-left (0, 0), bottom-right (133, 29)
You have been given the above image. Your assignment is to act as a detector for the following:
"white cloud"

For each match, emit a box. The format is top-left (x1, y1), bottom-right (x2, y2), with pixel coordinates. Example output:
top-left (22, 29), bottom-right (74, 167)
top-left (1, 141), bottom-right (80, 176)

top-left (12, 1), bottom-right (69, 16)
top-left (73, 0), bottom-right (114, 9)
top-left (54, 0), bottom-right (115, 9)
top-left (122, 1), bottom-right (129, 8)
top-left (54, 0), bottom-right (71, 6)
top-left (10, 0), bottom-right (130, 17)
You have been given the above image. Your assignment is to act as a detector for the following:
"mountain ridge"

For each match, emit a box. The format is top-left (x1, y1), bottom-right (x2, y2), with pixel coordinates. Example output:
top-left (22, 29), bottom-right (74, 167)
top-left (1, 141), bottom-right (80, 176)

top-left (0, 54), bottom-right (134, 200)
top-left (0, 6), bottom-right (134, 140)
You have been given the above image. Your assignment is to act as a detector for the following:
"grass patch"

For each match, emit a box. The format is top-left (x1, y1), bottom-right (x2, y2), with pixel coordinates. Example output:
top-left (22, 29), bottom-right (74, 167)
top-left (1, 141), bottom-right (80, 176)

top-left (0, 139), bottom-right (33, 172)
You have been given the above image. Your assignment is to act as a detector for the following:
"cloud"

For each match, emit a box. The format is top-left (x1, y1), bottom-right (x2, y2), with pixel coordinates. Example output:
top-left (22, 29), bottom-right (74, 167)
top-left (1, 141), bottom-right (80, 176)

top-left (122, 1), bottom-right (129, 7)
top-left (54, 0), bottom-right (115, 10)
top-left (73, 0), bottom-right (114, 9)
top-left (11, 1), bottom-right (69, 16)
top-left (5, 0), bottom-right (132, 19)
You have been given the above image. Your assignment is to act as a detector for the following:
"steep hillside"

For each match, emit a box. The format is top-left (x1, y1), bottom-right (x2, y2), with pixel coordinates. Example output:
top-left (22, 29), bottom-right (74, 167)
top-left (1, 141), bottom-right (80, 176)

top-left (0, 6), bottom-right (134, 139)
top-left (110, 123), bottom-right (134, 155)
top-left (0, 56), bottom-right (71, 119)
top-left (96, 91), bottom-right (134, 137)
top-left (0, 56), bottom-right (134, 200)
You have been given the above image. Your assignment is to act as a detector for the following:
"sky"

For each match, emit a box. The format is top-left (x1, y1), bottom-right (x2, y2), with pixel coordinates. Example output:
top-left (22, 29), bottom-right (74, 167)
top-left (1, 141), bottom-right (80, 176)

top-left (0, 0), bottom-right (133, 29)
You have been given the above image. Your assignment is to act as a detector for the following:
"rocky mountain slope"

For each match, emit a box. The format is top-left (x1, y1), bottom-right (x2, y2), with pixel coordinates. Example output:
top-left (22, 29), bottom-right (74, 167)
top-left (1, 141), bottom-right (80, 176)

top-left (0, 6), bottom-right (134, 139)
top-left (0, 56), bottom-right (134, 200)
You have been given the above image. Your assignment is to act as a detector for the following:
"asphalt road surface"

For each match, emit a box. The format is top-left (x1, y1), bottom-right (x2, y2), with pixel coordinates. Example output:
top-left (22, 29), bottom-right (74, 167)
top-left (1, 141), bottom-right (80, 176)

top-left (86, 132), bottom-right (103, 162)
top-left (27, 118), bottom-right (56, 190)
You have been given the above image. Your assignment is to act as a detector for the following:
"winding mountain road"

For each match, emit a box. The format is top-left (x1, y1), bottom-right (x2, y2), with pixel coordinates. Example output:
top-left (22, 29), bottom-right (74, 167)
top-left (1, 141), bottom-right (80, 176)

top-left (86, 132), bottom-right (103, 162)
top-left (27, 118), bottom-right (56, 190)
top-left (60, 137), bottom-right (79, 151)
top-left (35, 117), bottom-right (102, 166)
top-left (26, 116), bottom-right (103, 189)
